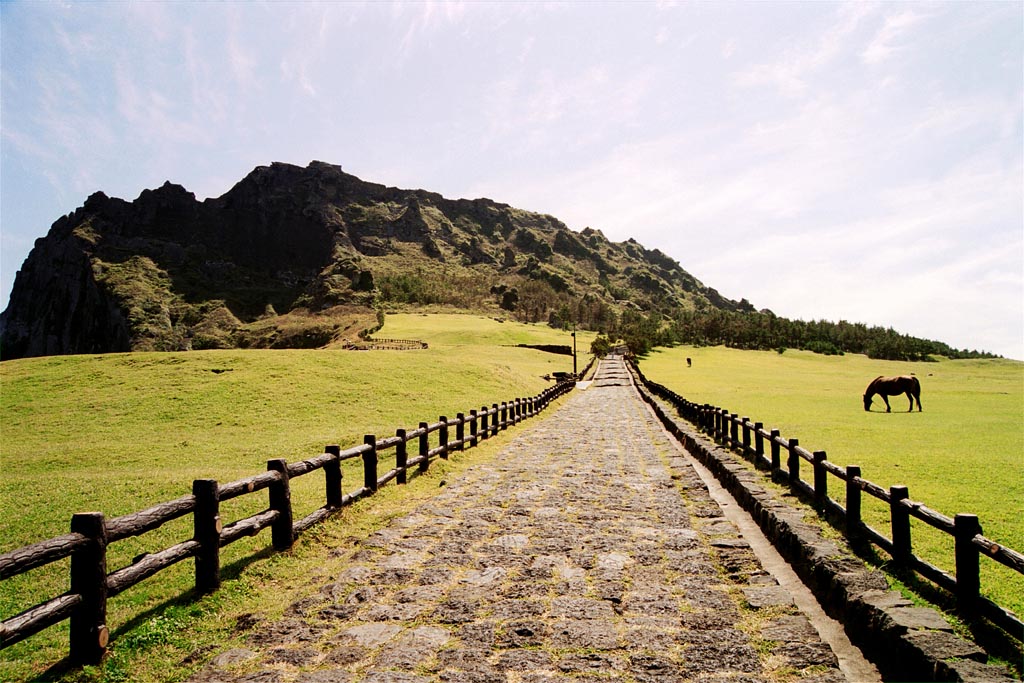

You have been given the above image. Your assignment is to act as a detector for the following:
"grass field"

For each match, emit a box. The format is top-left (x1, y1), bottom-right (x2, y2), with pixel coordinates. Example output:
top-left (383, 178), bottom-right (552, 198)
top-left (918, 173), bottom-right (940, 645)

top-left (638, 344), bottom-right (1024, 620)
top-left (0, 313), bottom-right (589, 681)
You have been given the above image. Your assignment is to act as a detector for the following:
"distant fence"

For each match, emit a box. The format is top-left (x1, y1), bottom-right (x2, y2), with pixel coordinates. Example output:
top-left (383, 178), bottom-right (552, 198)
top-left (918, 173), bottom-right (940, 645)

top-left (0, 377), bottom-right (579, 665)
top-left (347, 337), bottom-right (429, 351)
top-left (629, 360), bottom-right (1024, 641)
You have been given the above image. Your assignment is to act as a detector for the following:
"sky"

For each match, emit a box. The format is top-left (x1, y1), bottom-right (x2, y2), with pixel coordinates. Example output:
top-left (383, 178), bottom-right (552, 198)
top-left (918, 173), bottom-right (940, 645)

top-left (1, 1), bottom-right (1022, 359)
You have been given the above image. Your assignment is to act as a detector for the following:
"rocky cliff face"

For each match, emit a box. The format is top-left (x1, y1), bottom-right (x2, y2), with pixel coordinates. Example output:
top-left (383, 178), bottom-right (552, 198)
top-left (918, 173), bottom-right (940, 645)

top-left (1, 161), bottom-right (747, 359)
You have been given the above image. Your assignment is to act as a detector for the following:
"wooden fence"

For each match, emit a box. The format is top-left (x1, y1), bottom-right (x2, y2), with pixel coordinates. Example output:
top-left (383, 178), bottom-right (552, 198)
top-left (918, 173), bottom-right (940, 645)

top-left (0, 378), bottom-right (577, 664)
top-left (630, 361), bottom-right (1024, 641)
top-left (360, 337), bottom-right (429, 351)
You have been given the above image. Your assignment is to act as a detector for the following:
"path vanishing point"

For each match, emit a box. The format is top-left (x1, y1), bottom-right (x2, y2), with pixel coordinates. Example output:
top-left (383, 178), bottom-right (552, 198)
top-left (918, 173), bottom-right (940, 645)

top-left (187, 355), bottom-right (881, 683)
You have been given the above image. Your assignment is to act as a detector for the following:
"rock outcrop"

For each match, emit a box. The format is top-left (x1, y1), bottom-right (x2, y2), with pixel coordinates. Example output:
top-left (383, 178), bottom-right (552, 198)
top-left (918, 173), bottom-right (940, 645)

top-left (1, 161), bottom-right (742, 359)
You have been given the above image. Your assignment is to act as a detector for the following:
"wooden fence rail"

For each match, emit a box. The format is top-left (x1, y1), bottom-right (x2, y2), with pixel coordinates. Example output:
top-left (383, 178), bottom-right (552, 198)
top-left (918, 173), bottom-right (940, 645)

top-left (0, 377), bottom-right (579, 663)
top-left (629, 360), bottom-right (1024, 641)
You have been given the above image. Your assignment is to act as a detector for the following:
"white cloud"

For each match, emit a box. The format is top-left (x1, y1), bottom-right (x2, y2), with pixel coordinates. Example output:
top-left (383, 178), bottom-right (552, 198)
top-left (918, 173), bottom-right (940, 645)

top-left (862, 9), bottom-right (927, 65)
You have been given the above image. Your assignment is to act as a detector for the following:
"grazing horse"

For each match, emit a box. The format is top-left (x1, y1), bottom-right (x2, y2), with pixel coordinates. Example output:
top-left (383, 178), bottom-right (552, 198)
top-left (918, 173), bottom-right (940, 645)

top-left (863, 375), bottom-right (922, 412)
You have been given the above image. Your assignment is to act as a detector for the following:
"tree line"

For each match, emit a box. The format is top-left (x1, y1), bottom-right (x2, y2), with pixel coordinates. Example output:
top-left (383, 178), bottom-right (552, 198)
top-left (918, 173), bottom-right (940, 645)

top-left (595, 307), bottom-right (998, 361)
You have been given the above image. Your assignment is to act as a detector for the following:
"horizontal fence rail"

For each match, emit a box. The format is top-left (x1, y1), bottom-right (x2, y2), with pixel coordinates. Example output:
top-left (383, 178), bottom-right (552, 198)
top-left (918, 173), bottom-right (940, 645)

top-left (349, 337), bottom-right (429, 351)
top-left (0, 376), bottom-right (581, 664)
top-left (629, 360), bottom-right (1024, 641)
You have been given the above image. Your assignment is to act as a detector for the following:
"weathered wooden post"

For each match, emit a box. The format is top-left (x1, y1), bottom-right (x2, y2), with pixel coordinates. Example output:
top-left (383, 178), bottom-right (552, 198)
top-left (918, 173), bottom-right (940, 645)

top-left (396, 429), bottom-right (408, 485)
top-left (480, 406), bottom-right (489, 441)
top-left (193, 479), bottom-right (221, 593)
top-left (492, 403), bottom-right (500, 436)
top-left (754, 422), bottom-right (765, 469)
top-left (418, 422), bottom-right (430, 472)
top-left (741, 418), bottom-right (751, 459)
top-left (890, 485), bottom-right (911, 566)
top-left (846, 465), bottom-right (862, 544)
top-left (267, 459), bottom-right (294, 551)
top-left (730, 414), bottom-right (739, 449)
top-left (787, 439), bottom-right (800, 488)
top-left (514, 398), bottom-right (521, 424)
top-left (363, 435), bottom-right (378, 491)
top-left (69, 511), bottom-right (108, 665)
top-left (770, 430), bottom-right (782, 472)
top-left (954, 513), bottom-right (982, 611)
top-left (324, 445), bottom-right (342, 508)
top-left (813, 451), bottom-right (827, 509)
top-left (439, 417), bottom-right (449, 460)
top-left (500, 402), bottom-right (508, 431)
top-left (455, 413), bottom-right (465, 451)
top-left (469, 410), bottom-right (479, 447)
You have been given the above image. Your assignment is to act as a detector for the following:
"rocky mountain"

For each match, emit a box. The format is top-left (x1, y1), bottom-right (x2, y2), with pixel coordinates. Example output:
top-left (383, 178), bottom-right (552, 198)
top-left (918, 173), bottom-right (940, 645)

top-left (0, 161), bottom-right (751, 359)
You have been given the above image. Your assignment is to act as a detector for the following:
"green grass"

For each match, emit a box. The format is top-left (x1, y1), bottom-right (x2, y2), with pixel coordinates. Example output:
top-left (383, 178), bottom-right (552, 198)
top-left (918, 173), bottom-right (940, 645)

top-left (0, 313), bottom-right (588, 681)
top-left (639, 344), bottom-right (1024, 619)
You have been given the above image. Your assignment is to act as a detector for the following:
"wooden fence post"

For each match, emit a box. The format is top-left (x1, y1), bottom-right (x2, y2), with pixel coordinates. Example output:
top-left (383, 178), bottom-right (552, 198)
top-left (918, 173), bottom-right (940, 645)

top-left (439, 417), bottom-right (449, 460)
top-left (730, 414), bottom-right (739, 449)
top-left (846, 465), bottom-right (862, 544)
top-left (492, 404), bottom-right (500, 436)
top-left (813, 451), bottom-right (827, 509)
top-left (741, 418), bottom-right (751, 458)
top-left (954, 513), bottom-right (982, 610)
top-left (787, 439), bottom-right (800, 487)
top-left (267, 459), bottom-right (293, 551)
top-left (69, 511), bottom-right (108, 665)
top-left (193, 479), bottom-right (221, 594)
top-left (456, 413), bottom-right (465, 451)
top-left (419, 422), bottom-right (430, 472)
top-left (754, 422), bottom-right (764, 468)
top-left (890, 485), bottom-right (911, 566)
top-left (396, 429), bottom-right (408, 485)
top-left (363, 435), bottom-right (378, 491)
top-left (770, 430), bottom-right (781, 472)
top-left (324, 445), bottom-right (342, 508)
top-left (480, 406), bottom-right (489, 441)
top-left (469, 410), bottom-right (479, 447)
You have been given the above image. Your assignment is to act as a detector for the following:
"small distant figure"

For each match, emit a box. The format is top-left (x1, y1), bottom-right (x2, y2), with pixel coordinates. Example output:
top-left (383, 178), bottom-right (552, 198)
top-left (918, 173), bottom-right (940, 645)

top-left (686, 357), bottom-right (692, 368)
top-left (863, 375), bottom-right (922, 412)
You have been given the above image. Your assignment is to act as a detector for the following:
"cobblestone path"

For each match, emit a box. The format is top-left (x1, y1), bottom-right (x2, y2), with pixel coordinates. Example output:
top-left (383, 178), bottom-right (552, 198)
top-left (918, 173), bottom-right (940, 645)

top-left (190, 357), bottom-right (845, 683)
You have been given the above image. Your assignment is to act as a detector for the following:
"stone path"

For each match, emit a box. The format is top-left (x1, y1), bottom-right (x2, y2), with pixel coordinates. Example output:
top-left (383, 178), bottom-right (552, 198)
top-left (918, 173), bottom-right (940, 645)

top-left (189, 356), bottom-right (846, 683)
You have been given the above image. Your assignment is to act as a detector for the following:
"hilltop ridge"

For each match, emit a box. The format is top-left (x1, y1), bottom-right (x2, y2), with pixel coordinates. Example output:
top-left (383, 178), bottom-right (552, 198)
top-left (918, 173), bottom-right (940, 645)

top-left (0, 160), bottom-right (749, 359)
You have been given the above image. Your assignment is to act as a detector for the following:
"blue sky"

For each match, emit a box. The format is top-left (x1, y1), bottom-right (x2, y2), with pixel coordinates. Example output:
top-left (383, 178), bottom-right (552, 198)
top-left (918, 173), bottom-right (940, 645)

top-left (2, 1), bottom-right (1021, 358)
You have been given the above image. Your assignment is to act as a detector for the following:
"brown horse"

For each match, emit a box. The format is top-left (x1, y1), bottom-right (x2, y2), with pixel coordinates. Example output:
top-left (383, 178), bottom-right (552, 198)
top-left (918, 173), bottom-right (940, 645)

top-left (863, 375), bottom-right (922, 412)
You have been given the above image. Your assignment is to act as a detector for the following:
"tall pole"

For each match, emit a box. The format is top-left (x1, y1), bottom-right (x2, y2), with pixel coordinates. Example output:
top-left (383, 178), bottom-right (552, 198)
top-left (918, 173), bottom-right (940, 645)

top-left (572, 324), bottom-right (577, 376)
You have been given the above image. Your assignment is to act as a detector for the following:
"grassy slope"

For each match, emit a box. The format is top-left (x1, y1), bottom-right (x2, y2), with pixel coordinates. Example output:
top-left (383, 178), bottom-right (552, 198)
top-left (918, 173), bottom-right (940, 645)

top-left (639, 344), bottom-right (1024, 618)
top-left (0, 313), bottom-right (588, 681)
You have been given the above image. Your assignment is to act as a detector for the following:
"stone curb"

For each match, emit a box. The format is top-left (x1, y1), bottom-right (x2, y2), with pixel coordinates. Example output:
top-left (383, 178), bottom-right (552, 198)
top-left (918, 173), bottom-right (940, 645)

top-left (633, 378), bottom-right (1018, 683)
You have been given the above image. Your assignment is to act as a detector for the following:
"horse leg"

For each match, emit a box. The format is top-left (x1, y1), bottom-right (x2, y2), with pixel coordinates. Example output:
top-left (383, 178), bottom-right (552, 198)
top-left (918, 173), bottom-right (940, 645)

top-left (906, 392), bottom-right (914, 412)
top-left (882, 396), bottom-right (891, 413)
